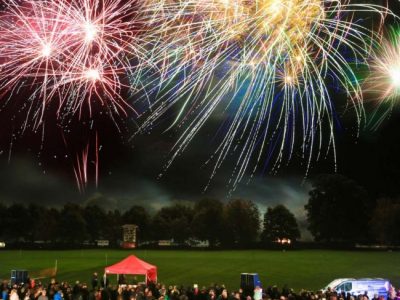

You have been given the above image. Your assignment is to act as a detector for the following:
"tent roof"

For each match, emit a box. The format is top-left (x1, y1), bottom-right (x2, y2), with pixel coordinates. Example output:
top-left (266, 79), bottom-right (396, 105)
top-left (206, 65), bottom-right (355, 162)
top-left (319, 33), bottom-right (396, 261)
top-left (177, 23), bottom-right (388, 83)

top-left (105, 255), bottom-right (156, 275)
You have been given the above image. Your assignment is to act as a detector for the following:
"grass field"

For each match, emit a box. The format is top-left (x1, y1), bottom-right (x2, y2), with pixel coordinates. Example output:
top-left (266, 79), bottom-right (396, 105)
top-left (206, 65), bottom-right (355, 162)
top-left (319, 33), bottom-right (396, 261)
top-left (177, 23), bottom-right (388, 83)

top-left (0, 250), bottom-right (399, 291)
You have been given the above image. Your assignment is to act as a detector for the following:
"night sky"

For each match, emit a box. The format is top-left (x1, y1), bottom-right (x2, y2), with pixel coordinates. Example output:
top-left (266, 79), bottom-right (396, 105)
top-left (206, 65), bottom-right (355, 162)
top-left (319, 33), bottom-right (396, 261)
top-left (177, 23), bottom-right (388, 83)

top-left (0, 0), bottom-right (400, 238)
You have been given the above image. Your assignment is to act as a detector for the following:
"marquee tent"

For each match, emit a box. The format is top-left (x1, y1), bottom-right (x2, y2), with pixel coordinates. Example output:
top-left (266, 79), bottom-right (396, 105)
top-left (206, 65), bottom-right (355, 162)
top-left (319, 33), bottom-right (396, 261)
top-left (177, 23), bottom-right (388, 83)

top-left (104, 255), bottom-right (157, 283)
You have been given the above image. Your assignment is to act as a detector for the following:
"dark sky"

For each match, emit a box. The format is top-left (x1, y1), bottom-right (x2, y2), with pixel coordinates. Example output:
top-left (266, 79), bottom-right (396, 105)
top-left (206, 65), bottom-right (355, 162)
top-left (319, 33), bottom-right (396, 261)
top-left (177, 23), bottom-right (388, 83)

top-left (0, 0), bottom-right (399, 235)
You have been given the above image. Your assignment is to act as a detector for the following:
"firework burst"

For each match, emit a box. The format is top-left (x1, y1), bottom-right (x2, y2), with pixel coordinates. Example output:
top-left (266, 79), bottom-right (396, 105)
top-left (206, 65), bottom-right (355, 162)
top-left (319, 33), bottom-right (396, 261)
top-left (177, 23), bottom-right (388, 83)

top-left (0, 0), bottom-right (397, 190)
top-left (0, 0), bottom-right (158, 127)
top-left (365, 29), bottom-right (400, 103)
top-left (0, 0), bottom-right (162, 189)
top-left (364, 27), bottom-right (400, 129)
top-left (137, 0), bottom-right (393, 189)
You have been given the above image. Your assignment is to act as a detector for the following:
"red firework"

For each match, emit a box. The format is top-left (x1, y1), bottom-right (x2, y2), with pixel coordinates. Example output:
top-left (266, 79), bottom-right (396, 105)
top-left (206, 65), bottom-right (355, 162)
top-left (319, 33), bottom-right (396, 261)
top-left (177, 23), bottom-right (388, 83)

top-left (0, 0), bottom-right (152, 125)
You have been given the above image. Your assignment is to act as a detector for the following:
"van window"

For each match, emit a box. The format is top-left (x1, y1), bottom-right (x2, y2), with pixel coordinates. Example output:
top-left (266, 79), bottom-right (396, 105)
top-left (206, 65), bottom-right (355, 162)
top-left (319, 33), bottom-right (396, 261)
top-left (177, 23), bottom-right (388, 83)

top-left (344, 283), bottom-right (352, 292)
top-left (337, 283), bottom-right (352, 292)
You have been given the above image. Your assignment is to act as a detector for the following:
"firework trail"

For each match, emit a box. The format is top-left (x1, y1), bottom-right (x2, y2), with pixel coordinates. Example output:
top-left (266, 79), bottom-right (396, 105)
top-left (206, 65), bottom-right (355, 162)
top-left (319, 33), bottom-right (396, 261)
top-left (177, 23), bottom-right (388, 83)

top-left (137, 0), bottom-right (393, 189)
top-left (70, 132), bottom-right (99, 193)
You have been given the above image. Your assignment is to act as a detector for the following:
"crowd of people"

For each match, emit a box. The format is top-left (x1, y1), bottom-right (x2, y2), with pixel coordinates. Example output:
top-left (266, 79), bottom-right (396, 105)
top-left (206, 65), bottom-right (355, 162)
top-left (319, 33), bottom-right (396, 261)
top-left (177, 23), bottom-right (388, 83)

top-left (0, 276), bottom-right (399, 300)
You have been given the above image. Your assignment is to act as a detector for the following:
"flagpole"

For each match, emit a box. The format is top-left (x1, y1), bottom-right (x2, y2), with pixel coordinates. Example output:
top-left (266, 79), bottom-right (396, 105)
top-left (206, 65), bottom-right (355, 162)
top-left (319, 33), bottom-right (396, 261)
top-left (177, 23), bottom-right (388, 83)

top-left (54, 260), bottom-right (58, 276)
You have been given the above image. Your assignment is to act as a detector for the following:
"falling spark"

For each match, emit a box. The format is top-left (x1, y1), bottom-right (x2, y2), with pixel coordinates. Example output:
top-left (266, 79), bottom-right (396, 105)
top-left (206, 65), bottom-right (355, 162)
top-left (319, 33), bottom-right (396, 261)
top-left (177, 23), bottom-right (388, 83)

top-left (137, 0), bottom-right (393, 190)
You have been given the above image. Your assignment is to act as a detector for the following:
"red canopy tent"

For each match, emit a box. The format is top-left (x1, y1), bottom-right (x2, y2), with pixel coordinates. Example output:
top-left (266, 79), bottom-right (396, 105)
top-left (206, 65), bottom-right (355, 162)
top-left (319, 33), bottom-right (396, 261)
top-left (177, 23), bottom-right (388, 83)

top-left (104, 255), bottom-right (157, 283)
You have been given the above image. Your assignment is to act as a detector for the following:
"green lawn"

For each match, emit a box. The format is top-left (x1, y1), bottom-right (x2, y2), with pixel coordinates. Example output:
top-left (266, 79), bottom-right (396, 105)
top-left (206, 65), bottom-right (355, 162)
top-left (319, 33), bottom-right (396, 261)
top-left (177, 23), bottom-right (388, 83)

top-left (0, 250), bottom-right (399, 291)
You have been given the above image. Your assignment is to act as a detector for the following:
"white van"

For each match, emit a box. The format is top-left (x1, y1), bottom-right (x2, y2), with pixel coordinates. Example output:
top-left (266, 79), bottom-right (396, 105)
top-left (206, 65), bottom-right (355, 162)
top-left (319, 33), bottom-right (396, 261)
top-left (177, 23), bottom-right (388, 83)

top-left (323, 278), bottom-right (390, 299)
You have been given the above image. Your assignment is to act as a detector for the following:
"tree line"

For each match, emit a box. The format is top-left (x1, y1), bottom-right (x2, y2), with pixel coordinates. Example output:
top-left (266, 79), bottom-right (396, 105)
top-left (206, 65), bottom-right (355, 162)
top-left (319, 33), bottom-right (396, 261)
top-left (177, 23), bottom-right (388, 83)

top-left (1, 172), bottom-right (399, 247)
top-left (0, 198), bottom-right (299, 247)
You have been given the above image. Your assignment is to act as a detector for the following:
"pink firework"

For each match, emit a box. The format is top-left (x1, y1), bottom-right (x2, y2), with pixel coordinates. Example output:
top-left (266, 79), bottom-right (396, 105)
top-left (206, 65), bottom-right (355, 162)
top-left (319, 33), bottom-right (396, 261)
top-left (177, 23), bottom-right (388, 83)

top-left (0, 0), bottom-right (152, 126)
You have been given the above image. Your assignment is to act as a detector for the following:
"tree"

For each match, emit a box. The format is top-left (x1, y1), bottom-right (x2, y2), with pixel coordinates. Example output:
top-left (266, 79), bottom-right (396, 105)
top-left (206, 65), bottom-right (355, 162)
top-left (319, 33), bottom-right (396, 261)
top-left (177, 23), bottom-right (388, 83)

top-left (151, 203), bottom-right (194, 243)
top-left (83, 204), bottom-right (107, 242)
top-left (261, 204), bottom-right (300, 243)
top-left (34, 208), bottom-right (60, 242)
top-left (0, 202), bottom-right (8, 239)
top-left (104, 209), bottom-right (123, 246)
top-left (305, 174), bottom-right (370, 242)
top-left (3, 203), bottom-right (31, 241)
top-left (370, 198), bottom-right (400, 245)
top-left (122, 205), bottom-right (150, 242)
top-left (191, 198), bottom-right (224, 246)
top-left (26, 203), bottom-right (43, 242)
top-left (58, 203), bottom-right (87, 244)
top-left (223, 199), bottom-right (260, 247)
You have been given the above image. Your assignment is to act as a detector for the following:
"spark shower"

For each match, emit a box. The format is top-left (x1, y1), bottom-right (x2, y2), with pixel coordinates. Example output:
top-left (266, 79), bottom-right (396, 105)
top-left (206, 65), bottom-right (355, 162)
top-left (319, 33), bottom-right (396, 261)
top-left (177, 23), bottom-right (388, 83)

top-left (0, 0), bottom-right (396, 189)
